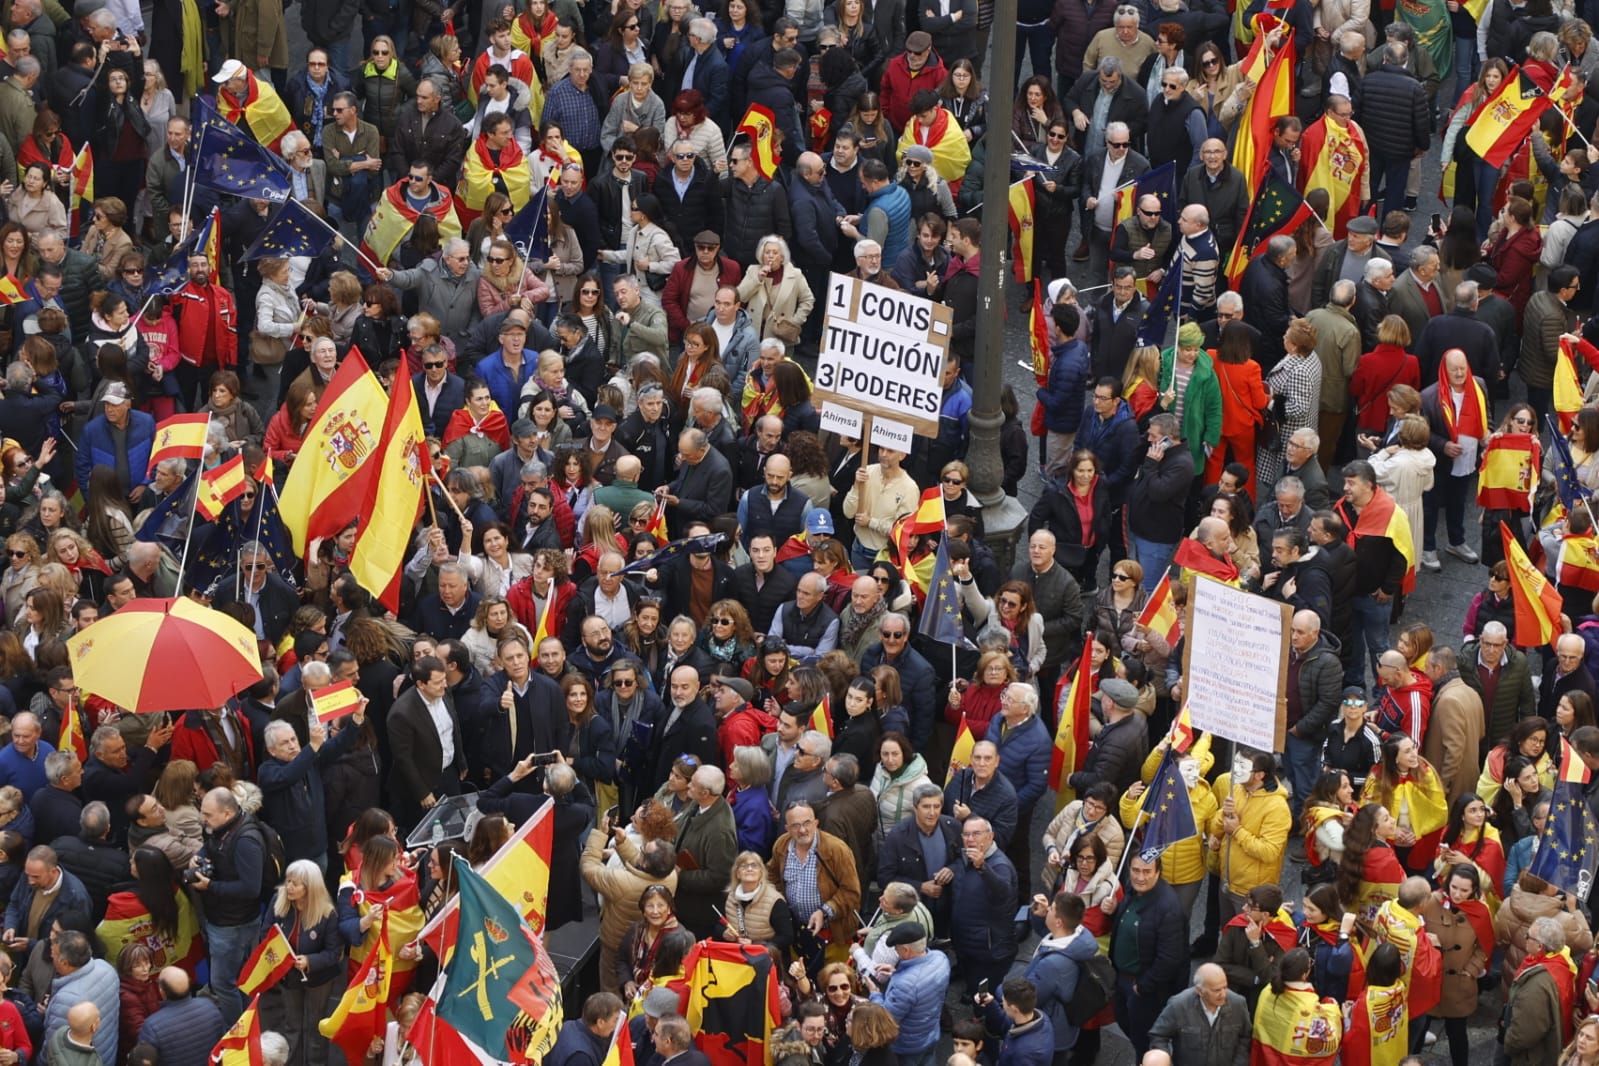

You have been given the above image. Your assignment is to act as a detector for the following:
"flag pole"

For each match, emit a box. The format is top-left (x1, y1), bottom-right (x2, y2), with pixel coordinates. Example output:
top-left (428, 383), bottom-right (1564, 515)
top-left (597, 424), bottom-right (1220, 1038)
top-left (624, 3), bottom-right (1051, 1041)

top-left (174, 417), bottom-right (213, 598)
top-left (293, 201), bottom-right (386, 276)
top-left (1114, 747), bottom-right (1167, 880)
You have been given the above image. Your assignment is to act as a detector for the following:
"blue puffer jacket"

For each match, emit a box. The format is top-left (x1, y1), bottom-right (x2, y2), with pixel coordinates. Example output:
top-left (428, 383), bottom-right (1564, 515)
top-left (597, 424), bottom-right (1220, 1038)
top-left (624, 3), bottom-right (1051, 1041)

top-left (986, 712), bottom-right (1052, 813)
top-left (951, 848), bottom-right (1019, 963)
top-left (1074, 400), bottom-right (1140, 500)
top-left (1037, 337), bottom-right (1091, 433)
top-left (871, 948), bottom-right (950, 1053)
top-left (985, 1007), bottom-right (1057, 1066)
top-left (1025, 928), bottom-right (1101, 1050)
top-left (74, 410), bottom-right (156, 492)
top-left (45, 958), bottom-right (119, 1066)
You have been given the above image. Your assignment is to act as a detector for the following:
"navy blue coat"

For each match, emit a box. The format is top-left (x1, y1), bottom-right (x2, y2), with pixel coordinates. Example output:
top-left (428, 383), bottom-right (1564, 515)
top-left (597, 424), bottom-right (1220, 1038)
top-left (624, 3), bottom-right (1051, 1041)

top-left (1108, 880), bottom-right (1187, 994)
top-left (950, 847), bottom-right (1018, 963)
top-left (858, 643), bottom-right (939, 751)
top-left (257, 720), bottom-right (361, 864)
top-left (985, 712), bottom-right (1053, 813)
top-left (1037, 337), bottom-right (1091, 434)
top-left (411, 370), bottom-right (467, 437)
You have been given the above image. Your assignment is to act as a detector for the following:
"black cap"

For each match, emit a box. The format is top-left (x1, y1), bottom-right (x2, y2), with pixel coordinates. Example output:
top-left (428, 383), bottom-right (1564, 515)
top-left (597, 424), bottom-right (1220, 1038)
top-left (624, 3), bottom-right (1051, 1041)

top-left (884, 921), bottom-right (927, 947)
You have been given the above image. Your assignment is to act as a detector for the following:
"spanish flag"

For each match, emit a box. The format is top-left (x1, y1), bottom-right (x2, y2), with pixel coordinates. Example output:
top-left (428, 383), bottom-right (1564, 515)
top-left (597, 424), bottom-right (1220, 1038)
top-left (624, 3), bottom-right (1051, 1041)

top-left (147, 413), bottom-right (211, 474)
top-left (1167, 703), bottom-right (1196, 754)
top-left (645, 499), bottom-right (669, 543)
top-left (1008, 177), bottom-right (1036, 283)
top-left (1345, 486), bottom-right (1416, 595)
top-left (1250, 984), bottom-right (1343, 1064)
top-left (1477, 432), bottom-right (1540, 512)
top-left (69, 143), bottom-right (92, 239)
top-left (735, 104), bottom-right (780, 179)
top-left (96, 889), bottom-right (203, 972)
top-left (311, 679), bottom-right (364, 723)
top-left (809, 695), bottom-right (833, 738)
top-left (1136, 571), bottom-right (1181, 645)
top-left (1343, 981), bottom-right (1409, 1066)
top-left (1232, 25), bottom-right (1296, 195)
top-left (683, 942), bottom-right (782, 1066)
top-left (1467, 65), bottom-right (1553, 169)
top-left (1049, 640), bottom-right (1094, 810)
top-left (196, 454), bottom-right (248, 521)
top-left (809, 107), bottom-right (833, 152)
top-left (217, 69), bottom-right (294, 154)
top-left (1436, 360), bottom-right (1488, 443)
top-left (530, 594), bottom-right (553, 648)
top-left (1298, 112), bottom-right (1368, 239)
top-left (602, 1013), bottom-right (637, 1066)
top-left (361, 179), bottom-right (463, 267)
top-left (1558, 530), bottom-right (1599, 593)
top-left (0, 276), bottom-right (25, 306)
top-left (1029, 279), bottom-right (1050, 386)
top-left (1556, 336), bottom-right (1585, 432)
top-left (458, 135), bottom-right (533, 226)
top-left (348, 370), bottom-right (429, 612)
top-left (1502, 520), bottom-right (1565, 646)
top-left (318, 930), bottom-right (391, 1066)
top-left (254, 455), bottom-right (275, 485)
top-left (905, 486), bottom-right (946, 534)
top-left (1172, 537), bottom-right (1241, 584)
top-left (212, 995), bottom-right (265, 1066)
top-left (946, 714), bottom-right (975, 784)
top-left (417, 802), bottom-right (554, 959)
top-left (57, 698), bottom-right (85, 762)
top-left (278, 349), bottom-right (389, 557)
top-left (237, 924), bottom-right (297, 997)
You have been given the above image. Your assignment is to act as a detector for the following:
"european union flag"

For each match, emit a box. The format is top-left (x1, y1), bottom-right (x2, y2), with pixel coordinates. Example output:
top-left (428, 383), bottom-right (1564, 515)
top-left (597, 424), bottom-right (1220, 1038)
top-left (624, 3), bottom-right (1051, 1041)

top-left (241, 198), bottom-right (336, 261)
top-left (191, 97), bottom-right (291, 202)
top-left (917, 537), bottom-right (976, 650)
top-left (1547, 414), bottom-right (1585, 516)
top-left (620, 532), bottom-right (725, 574)
top-left (1138, 745), bottom-right (1198, 853)
top-left (1136, 161), bottom-right (1178, 226)
top-left (154, 209), bottom-right (220, 295)
top-left (1135, 262), bottom-right (1181, 348)
top-left (133, 469), bottom-right (197, 551)
top-left (1527, 747), bottom-right (1598, 901)
top-left (504, 184), bottom-right (550, 261)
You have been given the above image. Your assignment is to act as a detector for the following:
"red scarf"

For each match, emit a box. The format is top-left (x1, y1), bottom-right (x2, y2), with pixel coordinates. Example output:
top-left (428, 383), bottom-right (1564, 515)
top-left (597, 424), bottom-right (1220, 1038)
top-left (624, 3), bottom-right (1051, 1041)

top-left (1172, 537), bottom-right (1240, 583)
top-left (915, 107), bottom-right (951, 147)
top-left (1224, 908), bottom-right (1298, 951)
top-left (1436, 359), bottom-right (1488, 442)
top-left (441, 407), bottom-right (510, 449)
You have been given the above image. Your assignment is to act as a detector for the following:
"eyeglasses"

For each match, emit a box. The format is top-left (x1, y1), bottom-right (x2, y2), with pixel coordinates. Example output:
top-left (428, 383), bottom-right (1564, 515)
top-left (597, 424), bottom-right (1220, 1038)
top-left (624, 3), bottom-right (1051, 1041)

top-left (1046, 131), bottom-right (1068, 139)
top-left (123, 267), bottom-right (144, 275)
top-left (241, 492), bottom-right (256, 500)
top-left (905, 160), bottom-right (924, 167)
top-left (6, 551), bottom-right (25, 559)
top-left (1139, 208), bottom-right (1161, 217)
top-left (498, 207), bottom-right (514, 216)
top-left (942, 476), bottom-right (963, 485)
top-left (614, 677), bottom-right (637, 688)
top-left (881, 630), bottom-right (907, 639)
top-left (372, 48), bottom-right (391, 55)
top-left (580, 287), bottom-right (601, 295)
top-left (826, 982), bottom-right (851, 991)
top-left (408, 174), bottom-right (428, 182)
top-left (243, 563), bottom-right (268, 572)
top-left (711, 616), bottom-right (734, 625)
top-left (613, 153), bottom-right (635, 162)
top-left (1111, 572), bottom-right (1132, 581)
top-left (1108, 140), bottom-right (1129, 149)
top-left (676, 152), bottom-right (697, 160)
top-left (488, 256), bottom-right (510, 264)
top-left (624, 20), bottom-right (640, 27)
top-left (1202, 56), bottom-right (1220, 65)
top-left (873, 576), bottom-right (890, 586)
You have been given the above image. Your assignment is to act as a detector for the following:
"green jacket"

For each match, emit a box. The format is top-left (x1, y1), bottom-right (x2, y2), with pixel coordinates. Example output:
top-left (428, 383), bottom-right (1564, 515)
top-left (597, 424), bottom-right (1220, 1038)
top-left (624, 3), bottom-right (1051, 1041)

top-left (1157, 346), bottom-right (1223, 466)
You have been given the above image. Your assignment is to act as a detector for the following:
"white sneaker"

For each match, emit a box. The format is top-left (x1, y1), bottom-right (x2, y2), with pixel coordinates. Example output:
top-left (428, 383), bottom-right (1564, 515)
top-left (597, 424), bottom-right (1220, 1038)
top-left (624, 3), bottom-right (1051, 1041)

top-left (1424, 1030), bottom-right (1438, 1047)
top-left (1421, 551), bottom-right (1442, 572)
top-left (1446, 543), bottom-right (1480, 563)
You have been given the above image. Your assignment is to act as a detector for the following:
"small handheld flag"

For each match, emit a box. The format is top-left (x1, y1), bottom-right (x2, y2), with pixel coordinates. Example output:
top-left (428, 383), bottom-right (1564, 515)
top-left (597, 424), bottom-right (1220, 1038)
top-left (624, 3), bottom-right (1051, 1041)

top-left (809, 695), bottom-right (832, 739)
top-left (147, 414), bottom-right (211, 474)
top-left (196, 455), bottom-right (249, 521)
top-left (237, 925), bottom-right (297, 997)
top-left (311, 680), bottom-right (364, 724)
top-left (735, 104), bottom-right (780, 178)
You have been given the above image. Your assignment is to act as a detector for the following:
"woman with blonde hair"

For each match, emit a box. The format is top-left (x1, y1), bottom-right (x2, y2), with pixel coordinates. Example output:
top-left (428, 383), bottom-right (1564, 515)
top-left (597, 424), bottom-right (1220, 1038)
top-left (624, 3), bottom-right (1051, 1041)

top-left (1369, 414), bottom-right (1435, 558)
top-left (574, 505), bottom-right (625, 583)
top-left (718, 849), bottom-right (792, 953)
top-left (1560, 1014), bottom-right (1599, 1066)
top-left (0, 534), bottom-right (39, 624)
top-left (263, 858), bottom-right (344, 1066)
top-left (736, 236), bottom-right (815, 344)
top-left (1120, 345), bottom-right (1162, 422)
top-left (46, 528), bottom-right (111, 602)
top-left (82, 198), bottom-right (134, 280)
top-left (304, 271), bottom-right (364, 350)
top-left (462, 597), bottom-right (534, 673)
top-left (477, 237), bottom-right (550, 317)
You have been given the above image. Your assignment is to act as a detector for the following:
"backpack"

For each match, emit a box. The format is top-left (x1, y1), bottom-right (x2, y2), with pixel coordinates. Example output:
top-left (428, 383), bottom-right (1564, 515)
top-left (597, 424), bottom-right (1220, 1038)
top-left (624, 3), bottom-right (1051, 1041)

top-left (250, 817), bottom-right (288, 903)
top-left (1063, 953), bottom-right (1115, 1026)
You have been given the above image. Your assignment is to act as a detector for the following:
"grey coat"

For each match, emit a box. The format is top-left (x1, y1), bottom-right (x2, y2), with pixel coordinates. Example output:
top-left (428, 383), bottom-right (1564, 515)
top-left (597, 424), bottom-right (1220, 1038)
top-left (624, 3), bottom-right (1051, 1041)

top-left (1010, 557), bottom-right (1083, 670)
top-left (1147, 987), bottom-right (1250, 1066)
top-left (387, 259), bottom-right (484, 339)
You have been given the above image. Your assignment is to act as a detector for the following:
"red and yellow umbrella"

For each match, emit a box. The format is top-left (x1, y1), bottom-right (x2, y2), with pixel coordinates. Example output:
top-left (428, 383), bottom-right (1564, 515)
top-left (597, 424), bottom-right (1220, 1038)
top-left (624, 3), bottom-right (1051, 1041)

top-left (66, 597), bottom-right (263, 713)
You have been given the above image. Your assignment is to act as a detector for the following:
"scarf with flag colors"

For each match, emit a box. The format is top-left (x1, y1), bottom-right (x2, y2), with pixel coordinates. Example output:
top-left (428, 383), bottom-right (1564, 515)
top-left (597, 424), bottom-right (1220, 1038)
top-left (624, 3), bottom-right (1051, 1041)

top-left (1342, 981), bottom-right (1409, 1066)
top-left (433, 855), bottom-right (565, 1063)
top-left (1225, 907), bottom-right (1298, 952)
top-left (235, 924), bottom-right (297, 996)
top-left (197, 454), bottom-right (249, 521)
top-left (442, 405), bottom-right (510, 450)
top-left (510, 5), bottom-right (556, 55)
top-left (96, 889), bottom-right (203, 973)
top-left (147, 414), bottom-right (210, 474)
top-left (311, 679), bottom-right (364, 723)
top-left (1173, 537), bottom-right (1241, 584)
top-left (459, 136), bottom-right (533, 224)
top-left (1466, 65), bottom-right (1554, 168)
top-left (1224, 176), bottom-right (1316, 288)
top-left (1558, 529), bottom-right (1599, 593)
top-left (1049, 640), bottom-right (1094, 809)
top-left (212, 994), bottom-right (264, 1066)
top-left (348, 370), bottom-right (430, 612)
top-left (736, 104), bottom-right (780, 178)
top-left (417, 802), bottom-right (555, 958)
top-left (1136, 573), bottom-right (1181, 646)
top-left (1515, 947), bottom-right (1581, 1044)
top-left (467, 49), bottom-right (537, 106)
top-left (1008, 178), bottom-right (1035, 283)
top-left (1344, 486), bottom-right (1416, 595)
top-left (1298, 113), bottom-right (1368, 239)
top-left (1250, 983), bottom-right (1342, 1064)
top-left (809, 695), bottom-right (832, 738)
top-left (1527, 739), bottom-right (1598, 903)
top-left (1231, 24), bottom-right (1296, 195)
top-left (1477, 432), bottom-right (1540, 511)
top-left (216, 69), bottom-right (294, 152)
top-left (1502, 520), bottom-right (1565, 645)
top-left (278, 350), bottom-right (390, 557)
top-left (946, 715), bottom-right (975, 784)
top-left (319, 929), bottom-right (392, 1065)
top-left (683, 941), bottom-right (782, 1066)
top-left (1436, 360), bottom-right (1488, 442)
top-left (361, 179), bottom-right (464, 267)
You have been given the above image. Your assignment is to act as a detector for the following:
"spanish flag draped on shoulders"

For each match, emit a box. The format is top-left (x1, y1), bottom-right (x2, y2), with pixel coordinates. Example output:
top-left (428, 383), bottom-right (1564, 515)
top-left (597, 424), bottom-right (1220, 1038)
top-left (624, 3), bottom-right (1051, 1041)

top-left (459, 130), bottom-right (533, 226)
top-left (336, 857), bottom-right (425, 994)
top-left (1442, 821), bottom-right (1506, 909)
top-left (1515, 940), bottom-right (1581, 1044)
top-left (97, 888), bottom-right (204, 971)
top-left (216, 66), bottom-right (294, 154)
top-left (1334, 475), bottom-right (1416, 597)
top-left (897, 104), bottom-right (971, 191)
top-left (1250, 976), bottom-right (1342, 1064)
top-left (1298, 111), bottom-right (1369, 239)
top-left (1343, 975), bottom-right (1409, 1066)
top-left (1360, 760), bottom-right (1449, 869)
top-left (1352, 840), bottom-right (1407, 923)
top-left (511, 6), bottom-right (558, 57)
top-left (361, 176), bottom-right (463, 267)
top-left (469, 46), bottom-right (538, 106)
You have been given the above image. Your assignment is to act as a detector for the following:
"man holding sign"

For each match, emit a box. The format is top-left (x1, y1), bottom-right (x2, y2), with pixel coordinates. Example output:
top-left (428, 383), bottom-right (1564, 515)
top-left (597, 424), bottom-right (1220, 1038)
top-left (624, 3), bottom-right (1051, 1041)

top-left (257, 697), bottom-right (367, 870)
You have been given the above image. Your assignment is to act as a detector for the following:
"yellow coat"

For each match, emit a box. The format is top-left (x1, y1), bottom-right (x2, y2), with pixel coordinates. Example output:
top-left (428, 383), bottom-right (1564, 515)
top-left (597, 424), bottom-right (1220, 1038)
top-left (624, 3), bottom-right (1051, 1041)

top-left (1118, 739), bottom-right (1217, 886)
top-left (1207, 775), bottom-right (1292, 897)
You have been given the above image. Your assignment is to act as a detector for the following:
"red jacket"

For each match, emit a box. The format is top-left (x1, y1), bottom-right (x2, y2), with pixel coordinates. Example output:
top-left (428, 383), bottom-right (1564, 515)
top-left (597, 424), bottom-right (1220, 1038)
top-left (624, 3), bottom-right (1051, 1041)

top-left (1214, 357), bottom-right (1270, 438)
top-left (170, 707), bottom-right (258, 779)
top-left (172, 280), bottom-right (238, 368)
top-left (717, 703), bottom-right (777, 765)
top-left (1348, 343), bottom-right (1420, 433)
top-left (878, 53), bottom-right (949, 132)
top-left (263, 403), bottom-right (307, 463)
top-left (662, 254), bottom-right (742, 343)
top-left (506, 575), bottom-right (578, 637)
top-left (1485, 225), bottom-right (1544, 330)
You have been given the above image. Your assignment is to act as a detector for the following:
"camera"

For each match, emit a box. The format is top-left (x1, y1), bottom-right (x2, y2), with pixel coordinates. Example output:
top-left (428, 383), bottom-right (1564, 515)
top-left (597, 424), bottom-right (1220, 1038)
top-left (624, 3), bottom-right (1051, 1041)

top-left (181, 858), bottom-right (213, 885)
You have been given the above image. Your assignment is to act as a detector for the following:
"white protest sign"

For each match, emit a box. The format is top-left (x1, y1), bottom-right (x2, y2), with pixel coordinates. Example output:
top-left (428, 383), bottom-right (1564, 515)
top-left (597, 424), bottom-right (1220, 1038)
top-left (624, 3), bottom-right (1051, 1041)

top-left (818, 402), bottom-right (864, 438)
top-left (813, 272), bottom-right (951, 438)
top-left (1182, 574), bottom-right (1290, 753)
top-left (869, 416), bottom-right (914, 452)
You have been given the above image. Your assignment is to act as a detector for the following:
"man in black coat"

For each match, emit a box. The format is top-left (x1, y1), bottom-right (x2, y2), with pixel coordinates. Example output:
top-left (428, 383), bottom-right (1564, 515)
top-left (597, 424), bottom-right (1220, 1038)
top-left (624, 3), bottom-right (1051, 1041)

top-left (384, 79), bottom-right (468, 187)
top-left (476, 763), bottom-right (596, 931)
top-left (1089, 268), bottom-right (1144, 381)
top-left (1356, 41), bottom-right (1432, 219)
top-left (554, 165), bottom-right (604, 274)
top-left (1064, 57), bottom-right (1149, 153)
top-left (877, 782), bottom-right (961, 934)
top-left (746, 49), bottom-right (805, 160)
top-left (663, 428), bottom-right (734, 538)
top-left (471, 638), bottom-right (568, 786)
top-left (84, 721), bottom-right (173, 847)
top-left (1238, 235), bottom-right (1295, 371)
top-left (1259, 527), bottom-right (1334, 630)
top-left (728, 533), bottom-right (800, 634)
top-left (1354, 258), bottom-right (1396, 352)
top-left (387, 656), bottom-right (468, 832)
top-left (589, 139), bottom-right (652, 264)
top-left (649, 520), bottom-right (734, 625)
top-left (258, 708), bottom-right (364, 866)
top-left (650, 665), bottom-right (719, 791)
top-left (211, 543), bottom-right (299, 645)
top-left (652, 150), bottom-right (725, 256)
top-left (788, 152), bottom-right (844, 329)
top-left (50, 802), bottom-right (130, 923)
top-left (1180, 139), bottom-right (1250, 261)
top-left (1110, 851), bottom-right (1188, 1061)
top-left (1416, 278), bottom-right (1502, 384)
